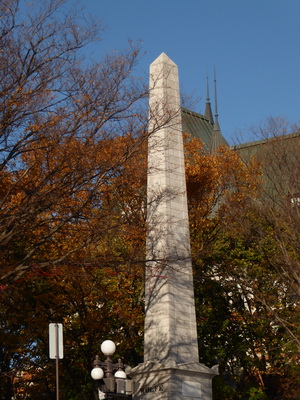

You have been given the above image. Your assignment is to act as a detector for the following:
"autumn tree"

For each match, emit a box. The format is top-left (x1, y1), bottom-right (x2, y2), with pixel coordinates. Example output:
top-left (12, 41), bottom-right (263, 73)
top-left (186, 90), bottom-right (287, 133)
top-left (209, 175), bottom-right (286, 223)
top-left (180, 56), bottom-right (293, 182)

top-left (231, 117), bottom-right (300, 354)
top-left (184, 133), bottom-right (261, 260)
top-left (0, 0), bottom-right (152, 398)
top-left (4, 120), bottom-right (300, 399)
top-left (187, 120), bottom-right (300, 399)
top-left (0, 0), bottom-right (151, 284)
top-left (0, 135), bottom-right (147, 399)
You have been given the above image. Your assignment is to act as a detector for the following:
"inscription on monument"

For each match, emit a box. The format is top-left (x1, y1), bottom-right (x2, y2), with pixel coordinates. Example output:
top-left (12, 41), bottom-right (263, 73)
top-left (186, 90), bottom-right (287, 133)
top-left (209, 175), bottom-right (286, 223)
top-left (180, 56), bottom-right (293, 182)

top-left (140, 385), bottom-right (164, 394)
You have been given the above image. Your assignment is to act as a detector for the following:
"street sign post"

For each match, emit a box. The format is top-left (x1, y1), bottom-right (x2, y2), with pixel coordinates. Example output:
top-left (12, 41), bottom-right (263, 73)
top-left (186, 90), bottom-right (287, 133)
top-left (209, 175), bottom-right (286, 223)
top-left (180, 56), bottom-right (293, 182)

top-left (49, 323), bottom-right (64, 400)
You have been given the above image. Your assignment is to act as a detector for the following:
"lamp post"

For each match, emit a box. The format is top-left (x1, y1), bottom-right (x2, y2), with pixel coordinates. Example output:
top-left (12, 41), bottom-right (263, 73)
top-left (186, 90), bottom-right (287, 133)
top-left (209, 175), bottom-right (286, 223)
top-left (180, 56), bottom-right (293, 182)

top-left (91, 340), bottom-right (134, 400)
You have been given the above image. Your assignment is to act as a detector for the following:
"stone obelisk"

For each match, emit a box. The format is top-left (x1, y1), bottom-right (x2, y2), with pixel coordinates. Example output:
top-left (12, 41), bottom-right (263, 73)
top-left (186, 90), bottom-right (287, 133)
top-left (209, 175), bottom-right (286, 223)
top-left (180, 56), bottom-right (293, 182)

top-left (132, 53), bottom-right (217, 400)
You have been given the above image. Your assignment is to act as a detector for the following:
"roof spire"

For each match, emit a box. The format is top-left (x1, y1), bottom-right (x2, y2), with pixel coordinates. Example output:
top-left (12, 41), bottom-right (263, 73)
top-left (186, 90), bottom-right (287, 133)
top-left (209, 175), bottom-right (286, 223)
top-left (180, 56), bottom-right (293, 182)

top-left (204, 75), bottom-right (214, 124)
top-left (209, 67), bottom-right (222, 154)
top-left (213, 67), bottom-right (220, 132)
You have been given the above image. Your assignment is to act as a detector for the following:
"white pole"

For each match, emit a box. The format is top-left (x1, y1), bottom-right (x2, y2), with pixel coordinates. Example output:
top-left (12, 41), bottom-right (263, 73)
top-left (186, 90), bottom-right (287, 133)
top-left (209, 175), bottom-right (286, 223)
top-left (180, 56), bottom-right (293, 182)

top-left (55, 323), bottom-right (59, 400)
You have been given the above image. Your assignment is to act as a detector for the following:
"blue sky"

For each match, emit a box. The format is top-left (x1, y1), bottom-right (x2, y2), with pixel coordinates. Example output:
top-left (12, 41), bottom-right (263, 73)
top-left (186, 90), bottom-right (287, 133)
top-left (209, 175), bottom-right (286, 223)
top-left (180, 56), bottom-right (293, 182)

top-left (82, 0), bottom-right (300, 144)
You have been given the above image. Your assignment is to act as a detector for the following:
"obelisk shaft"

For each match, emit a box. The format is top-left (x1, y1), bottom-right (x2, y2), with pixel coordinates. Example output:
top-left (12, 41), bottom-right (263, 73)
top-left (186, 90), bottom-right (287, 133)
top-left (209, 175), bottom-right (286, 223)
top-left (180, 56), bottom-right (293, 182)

top-left (145, 53), bottom-right (199, 364)
top-left (132, 53), bottom-right (216, 400)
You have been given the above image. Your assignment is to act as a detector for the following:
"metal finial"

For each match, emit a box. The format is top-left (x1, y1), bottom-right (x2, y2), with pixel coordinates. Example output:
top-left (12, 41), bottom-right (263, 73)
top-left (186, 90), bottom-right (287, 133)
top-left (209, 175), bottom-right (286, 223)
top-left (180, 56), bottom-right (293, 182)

top-left (206, 74), bottom-right (210, 102)
top-left (214, 66), bottom-right (218, 118)
top-left (93, 355), bottom-right (101, 368)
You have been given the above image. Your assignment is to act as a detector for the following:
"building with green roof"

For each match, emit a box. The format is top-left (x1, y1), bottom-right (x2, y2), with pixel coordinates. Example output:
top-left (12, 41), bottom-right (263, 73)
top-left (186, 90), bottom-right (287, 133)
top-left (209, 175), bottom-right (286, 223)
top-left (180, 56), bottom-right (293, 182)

top-left (181, 71), bottom-right (229, 153)
top-left (182, 74), bottom-right (300, 203)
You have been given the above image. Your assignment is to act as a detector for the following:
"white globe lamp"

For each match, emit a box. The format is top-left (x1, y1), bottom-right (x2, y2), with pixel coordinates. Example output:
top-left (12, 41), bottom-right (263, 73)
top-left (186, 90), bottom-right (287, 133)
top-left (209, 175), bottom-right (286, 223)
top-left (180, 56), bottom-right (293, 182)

top-left (91, 366), bottom-right (104, 380)
top-left (101, 340), bottom-right (116, 356)
top-left (114, 370), bottom-right (127, 379)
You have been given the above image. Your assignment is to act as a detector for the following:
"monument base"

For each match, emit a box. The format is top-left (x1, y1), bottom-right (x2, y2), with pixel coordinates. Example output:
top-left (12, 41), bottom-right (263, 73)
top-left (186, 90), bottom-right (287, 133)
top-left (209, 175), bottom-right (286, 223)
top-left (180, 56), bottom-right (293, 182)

top-left (131, 359), bottom-right (218, 400)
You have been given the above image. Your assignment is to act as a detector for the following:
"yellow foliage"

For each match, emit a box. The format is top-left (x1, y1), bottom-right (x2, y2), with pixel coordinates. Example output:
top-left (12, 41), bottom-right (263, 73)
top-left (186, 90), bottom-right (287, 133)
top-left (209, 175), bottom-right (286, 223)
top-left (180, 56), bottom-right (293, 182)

top-left (184, 134), bottom-right (262, 256)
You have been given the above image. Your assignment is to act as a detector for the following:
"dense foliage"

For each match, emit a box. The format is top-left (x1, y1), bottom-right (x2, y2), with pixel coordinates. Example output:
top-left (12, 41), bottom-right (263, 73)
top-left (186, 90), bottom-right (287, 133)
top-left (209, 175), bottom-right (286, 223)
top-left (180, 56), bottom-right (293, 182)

top-left (184, 129), bottom-right (300, 399)
top-left (0, 0), bottom-right (147, 398)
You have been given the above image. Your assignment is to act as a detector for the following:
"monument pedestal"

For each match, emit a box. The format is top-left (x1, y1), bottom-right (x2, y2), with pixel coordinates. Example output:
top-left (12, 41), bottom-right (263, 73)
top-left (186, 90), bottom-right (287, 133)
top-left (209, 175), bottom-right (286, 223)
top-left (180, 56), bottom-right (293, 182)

top-left (132, 360), bottom-right (218, 400)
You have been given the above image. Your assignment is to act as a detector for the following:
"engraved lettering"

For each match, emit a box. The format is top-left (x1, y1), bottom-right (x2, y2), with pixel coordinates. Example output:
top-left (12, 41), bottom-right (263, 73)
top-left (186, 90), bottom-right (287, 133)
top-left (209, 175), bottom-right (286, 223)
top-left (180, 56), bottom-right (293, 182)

top-left (140, 385), bottom-right (164, 393)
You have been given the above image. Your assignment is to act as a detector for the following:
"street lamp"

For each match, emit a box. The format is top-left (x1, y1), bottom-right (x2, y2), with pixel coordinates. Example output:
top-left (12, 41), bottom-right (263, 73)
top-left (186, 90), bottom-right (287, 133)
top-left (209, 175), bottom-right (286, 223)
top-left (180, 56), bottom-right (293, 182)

top-left (91, 340), bottom-right (134, 400)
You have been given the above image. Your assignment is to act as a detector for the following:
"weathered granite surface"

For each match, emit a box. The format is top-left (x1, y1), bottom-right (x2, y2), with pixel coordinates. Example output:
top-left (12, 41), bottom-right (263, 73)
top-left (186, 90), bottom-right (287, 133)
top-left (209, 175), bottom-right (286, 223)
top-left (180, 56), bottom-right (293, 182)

top-left (132, 53), bottom-right (217, 400)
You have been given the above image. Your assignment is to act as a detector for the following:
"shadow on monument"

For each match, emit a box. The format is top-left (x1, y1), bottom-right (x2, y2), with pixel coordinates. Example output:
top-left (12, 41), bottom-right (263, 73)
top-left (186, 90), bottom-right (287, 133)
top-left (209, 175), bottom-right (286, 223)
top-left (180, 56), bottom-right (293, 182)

top-left (131, 53), bottom-right (218, 399)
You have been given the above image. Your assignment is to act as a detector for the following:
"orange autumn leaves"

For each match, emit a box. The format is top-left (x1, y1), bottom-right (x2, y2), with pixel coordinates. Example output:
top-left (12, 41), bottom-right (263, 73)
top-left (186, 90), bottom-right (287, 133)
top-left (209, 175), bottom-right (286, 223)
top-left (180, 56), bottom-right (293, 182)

top-left (0, 127), bottom-right (261, 283)
top-left (184, 134), bottom-right (261, 255)
top-left (185, 134), bottom-right (261, 215)
top-left (0, 128), bottom-right (147, 282)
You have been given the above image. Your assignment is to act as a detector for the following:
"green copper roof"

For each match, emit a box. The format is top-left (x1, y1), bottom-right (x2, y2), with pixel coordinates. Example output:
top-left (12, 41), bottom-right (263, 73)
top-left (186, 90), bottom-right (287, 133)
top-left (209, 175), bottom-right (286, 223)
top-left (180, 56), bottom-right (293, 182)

top-left (233, 131), bottom-right (300, 199)
top-left (181, 107), bottom-right (228, 152)
top-left (232, 131), bottom-right (300, 161)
